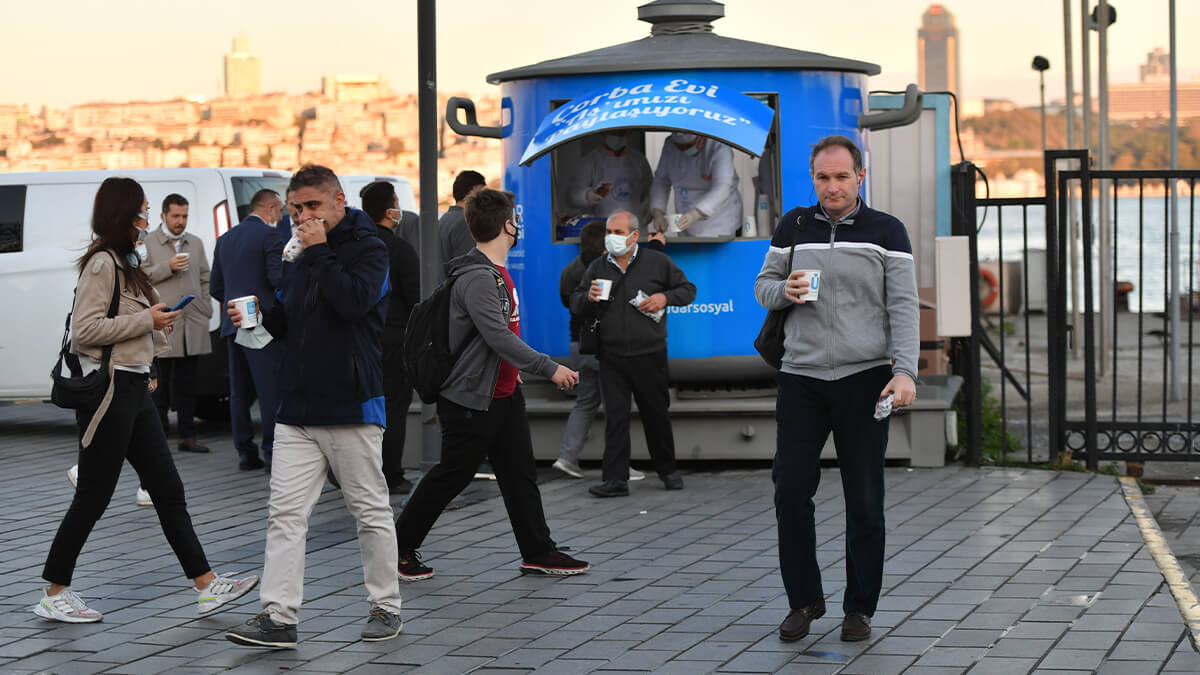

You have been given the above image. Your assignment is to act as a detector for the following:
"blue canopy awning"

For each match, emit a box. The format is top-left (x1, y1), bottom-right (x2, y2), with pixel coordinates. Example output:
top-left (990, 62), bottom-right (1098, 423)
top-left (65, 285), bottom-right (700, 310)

top-left (519, 76), bottom-right (777, 166)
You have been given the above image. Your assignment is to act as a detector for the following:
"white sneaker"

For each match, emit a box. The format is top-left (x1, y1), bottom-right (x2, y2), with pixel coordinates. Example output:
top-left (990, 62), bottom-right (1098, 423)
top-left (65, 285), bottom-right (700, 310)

top-left (629, 467), bottom-right (645, 481)
top-left (33, 586), bottom-right (103, 623)
top-left (197, 573), bottom-right (259, 615)
top-left (66, 464), bottom-right (78, 488)
top-left (136, 488), bottom-right (153, 507)
top-left (552, 458), bottom-right (584, 479)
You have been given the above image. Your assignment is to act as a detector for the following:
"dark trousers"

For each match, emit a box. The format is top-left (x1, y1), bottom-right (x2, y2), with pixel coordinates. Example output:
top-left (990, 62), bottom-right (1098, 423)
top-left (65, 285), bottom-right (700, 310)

top-left (774, 365), bottom-right (892, 617)
top-left (44, 371), bottom-right (211, 586)
top-left (395, 388), bottom-right (555, 558)
top-left (154, 355), bottom-right (199, 439)
top-left (382, 342), bottom-right (413, 484)
top-left (227, 337), bottom-right (284, 463)
top-left (598, 349), bottom-right (677, 482)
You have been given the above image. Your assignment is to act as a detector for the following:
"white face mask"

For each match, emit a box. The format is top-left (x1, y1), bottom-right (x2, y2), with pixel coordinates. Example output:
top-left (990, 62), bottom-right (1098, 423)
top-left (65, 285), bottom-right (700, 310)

top-left (605, 232), bottom-right (633, 257)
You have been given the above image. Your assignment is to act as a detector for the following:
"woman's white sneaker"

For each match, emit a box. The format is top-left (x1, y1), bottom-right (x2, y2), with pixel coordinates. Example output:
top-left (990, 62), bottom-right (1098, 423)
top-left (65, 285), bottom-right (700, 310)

top-left (198, 573), bottom-right (259, 615)
top-left (33, 587), bottom-right (103, 623)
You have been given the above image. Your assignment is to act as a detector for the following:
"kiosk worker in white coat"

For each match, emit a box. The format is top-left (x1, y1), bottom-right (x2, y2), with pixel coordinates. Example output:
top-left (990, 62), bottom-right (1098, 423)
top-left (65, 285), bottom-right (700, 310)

top-left (650, 132), bottom-right (743, 237)
top-left (567, 131), bottom-right (653, 225)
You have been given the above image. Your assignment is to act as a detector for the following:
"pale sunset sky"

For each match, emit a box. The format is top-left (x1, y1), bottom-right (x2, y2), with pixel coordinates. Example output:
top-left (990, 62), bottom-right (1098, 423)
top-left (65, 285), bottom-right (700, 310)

top-left (2, 0), bottom-right (1196, 108)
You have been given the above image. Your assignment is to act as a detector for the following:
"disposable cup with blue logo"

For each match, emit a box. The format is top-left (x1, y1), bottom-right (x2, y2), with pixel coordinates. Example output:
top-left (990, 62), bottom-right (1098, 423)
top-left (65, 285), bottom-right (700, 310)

top-left (232, 295), bottom-right (259, 328)
top-left (797, 269), bottom-right (821, 301)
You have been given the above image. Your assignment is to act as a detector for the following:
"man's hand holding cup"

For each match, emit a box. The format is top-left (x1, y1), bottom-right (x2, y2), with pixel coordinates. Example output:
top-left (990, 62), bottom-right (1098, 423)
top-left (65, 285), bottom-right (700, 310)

top-left (169, 252), bottom-right (190, 271)
top-left (227, 296), bottom-right (258, 328)
top-left (784, 269), bottom-right (821, 305)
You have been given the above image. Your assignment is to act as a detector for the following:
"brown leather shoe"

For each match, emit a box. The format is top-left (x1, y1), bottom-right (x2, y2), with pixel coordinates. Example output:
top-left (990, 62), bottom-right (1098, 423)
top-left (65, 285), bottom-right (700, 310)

top-left (178, 437), bottom-right (210, 453)
top-left (779, 600), bottom-right (826, 642)
top-left (841, 612), bottom-right (871, 641)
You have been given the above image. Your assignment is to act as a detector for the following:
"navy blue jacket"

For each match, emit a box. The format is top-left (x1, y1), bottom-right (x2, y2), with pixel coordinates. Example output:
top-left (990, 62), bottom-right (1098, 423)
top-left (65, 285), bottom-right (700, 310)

top-left (267, 208), bottom-right (391, 427)
top-left (210, 215), bottom-right (285, 338)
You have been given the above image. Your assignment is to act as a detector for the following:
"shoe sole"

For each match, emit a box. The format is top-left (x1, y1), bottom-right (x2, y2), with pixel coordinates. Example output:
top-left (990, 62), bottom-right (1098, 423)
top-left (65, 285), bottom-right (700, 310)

top-left (361, 622), bottom-right (404, 642)
top-left (398, 571), bottom-right (434, 582)
top-left (225, 632), bottom-right (297, 649)
top-left (66, 469), bottom-right (77, 488)
top-left (840, 631), bottom-right (871, 642)
top-left (553, 464), bottom-right (584, 479)
top-left (198, 576), bottom-right (260, 615)
top-left (33, 603), bottom-right (102, 623)
top-left (520, 563), bottom-right (591, 576)
top-left (588, 490), bottom-right (628, 498)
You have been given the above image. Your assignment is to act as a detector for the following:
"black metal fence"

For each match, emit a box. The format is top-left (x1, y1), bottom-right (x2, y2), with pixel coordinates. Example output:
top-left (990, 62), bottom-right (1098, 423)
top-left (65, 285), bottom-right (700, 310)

top-left (952, 151), bottom-right (1200, 469)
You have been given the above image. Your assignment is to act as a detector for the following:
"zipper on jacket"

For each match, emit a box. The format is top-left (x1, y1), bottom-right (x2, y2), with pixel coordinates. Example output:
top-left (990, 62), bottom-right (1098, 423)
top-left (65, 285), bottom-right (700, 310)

top-left (826, 222), bottom-right (838, 371)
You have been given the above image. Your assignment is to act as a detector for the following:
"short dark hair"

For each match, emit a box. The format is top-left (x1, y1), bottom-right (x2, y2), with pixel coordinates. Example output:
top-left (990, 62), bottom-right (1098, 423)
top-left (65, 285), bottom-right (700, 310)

top-left (162, 193), bottom-right (188, 214)
top-left (452, 170), bottom-right (487, 203)
top-left (359, 181), bottom-right (396, 223)
top-left (809, 135), bottom-right (863, 173)
top-left (288, 163), bottom-right (343, 197)
top-left (579, 219), bottom-right (606, 258)
top-left (464, 188), bottom-right (514, 243)
top-left (249, 189), bottom-right (280, 210)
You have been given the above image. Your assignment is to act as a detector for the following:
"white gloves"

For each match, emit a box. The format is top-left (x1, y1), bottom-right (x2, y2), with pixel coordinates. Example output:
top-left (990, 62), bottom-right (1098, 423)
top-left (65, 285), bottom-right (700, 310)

top-left (584, 188), bottom-right (604, 205)
top-left (676, 207), bottom-right (704, 231)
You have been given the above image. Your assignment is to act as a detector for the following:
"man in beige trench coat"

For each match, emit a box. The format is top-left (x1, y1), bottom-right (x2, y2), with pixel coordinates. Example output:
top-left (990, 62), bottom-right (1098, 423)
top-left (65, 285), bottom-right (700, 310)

top-left (144, 193), bottom-right (214, 453)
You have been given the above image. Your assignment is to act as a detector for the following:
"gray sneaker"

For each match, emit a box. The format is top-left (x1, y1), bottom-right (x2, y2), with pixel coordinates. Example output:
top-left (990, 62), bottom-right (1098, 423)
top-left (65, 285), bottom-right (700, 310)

top-left (361, 606), bottom-right (403, 642)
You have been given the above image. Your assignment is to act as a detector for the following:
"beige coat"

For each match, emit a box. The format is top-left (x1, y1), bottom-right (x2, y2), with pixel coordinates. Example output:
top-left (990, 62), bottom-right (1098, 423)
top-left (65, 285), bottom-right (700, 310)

top-left (72, 251), bottom-right (169, 447)
top-left (143, 227), bottom-right (213, 358)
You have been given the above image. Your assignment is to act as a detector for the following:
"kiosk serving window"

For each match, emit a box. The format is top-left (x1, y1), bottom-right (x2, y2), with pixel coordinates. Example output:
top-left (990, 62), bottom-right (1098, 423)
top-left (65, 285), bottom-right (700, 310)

top-left (548, 93), bottom-right (779, 243)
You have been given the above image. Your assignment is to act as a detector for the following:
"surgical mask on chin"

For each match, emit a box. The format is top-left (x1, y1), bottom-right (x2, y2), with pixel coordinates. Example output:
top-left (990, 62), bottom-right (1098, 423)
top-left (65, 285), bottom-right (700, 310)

top-left (605, 233), bottom-right (633, 257)
top-left (604, 135), bottom-right (627, 152)
top-left (683, 144), bottom-right (700, 157)
top-left (127, 242), bottom-right (148, 268)
top-left (670, 132), bottom-right (697, 145)
top-left (135, 226), bottom-right (149, 243)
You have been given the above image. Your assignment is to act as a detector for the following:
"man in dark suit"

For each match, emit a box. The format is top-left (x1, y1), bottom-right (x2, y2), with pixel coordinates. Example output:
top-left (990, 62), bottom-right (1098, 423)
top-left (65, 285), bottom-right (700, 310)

top-left (210, 189), bottom-right (286, 471)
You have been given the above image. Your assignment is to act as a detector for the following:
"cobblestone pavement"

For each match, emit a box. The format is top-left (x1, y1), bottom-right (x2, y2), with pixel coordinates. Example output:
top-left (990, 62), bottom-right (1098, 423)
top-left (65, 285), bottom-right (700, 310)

top-left (1, 402), bottom-right (1198, 673)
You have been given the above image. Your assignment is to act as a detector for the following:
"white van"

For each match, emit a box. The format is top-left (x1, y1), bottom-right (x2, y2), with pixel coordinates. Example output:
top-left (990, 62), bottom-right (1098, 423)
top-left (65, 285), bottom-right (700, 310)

top-left (0, 168), bottom-right (416, 415)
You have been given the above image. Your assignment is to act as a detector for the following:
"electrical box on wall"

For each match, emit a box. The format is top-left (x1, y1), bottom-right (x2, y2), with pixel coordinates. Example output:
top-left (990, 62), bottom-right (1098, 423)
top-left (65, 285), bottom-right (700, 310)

top-left (935, 236), bottom-right (972, 337)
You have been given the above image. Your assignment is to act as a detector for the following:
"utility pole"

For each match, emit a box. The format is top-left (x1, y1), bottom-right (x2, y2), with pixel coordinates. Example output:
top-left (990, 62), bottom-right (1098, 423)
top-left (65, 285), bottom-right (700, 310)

top-left (1168, 0), bottom-right (1181, 400)
top-left (1096, 1), bottom-right (1114, 377)
top-left (417, 0), bottom-right (441, 469)
top-left (1033, 56), bottom-right (1050, 153)
top-left (1065, 0), bottom-right (1082, 359)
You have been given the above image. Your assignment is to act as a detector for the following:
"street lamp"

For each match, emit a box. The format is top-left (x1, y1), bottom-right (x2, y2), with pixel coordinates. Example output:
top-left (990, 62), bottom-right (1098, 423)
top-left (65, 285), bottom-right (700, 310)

top-left (1032, 55), bottom-right (1051, 153)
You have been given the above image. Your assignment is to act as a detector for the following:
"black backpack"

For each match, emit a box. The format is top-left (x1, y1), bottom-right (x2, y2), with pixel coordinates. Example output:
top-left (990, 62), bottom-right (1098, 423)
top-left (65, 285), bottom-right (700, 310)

top-left (404, 267), bottom-right (504, 404)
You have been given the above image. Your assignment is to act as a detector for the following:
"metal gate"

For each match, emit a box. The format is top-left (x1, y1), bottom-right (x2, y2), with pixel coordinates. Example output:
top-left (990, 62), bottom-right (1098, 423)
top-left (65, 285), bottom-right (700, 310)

top-left (951, 151), bottom-right (1200, 469)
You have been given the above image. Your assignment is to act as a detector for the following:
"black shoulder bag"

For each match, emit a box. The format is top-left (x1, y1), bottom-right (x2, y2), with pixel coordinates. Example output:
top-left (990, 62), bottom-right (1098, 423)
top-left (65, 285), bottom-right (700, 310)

top-left (50, 253), bottom-right (122, 410)
top-left (579, 259), bottom-right (623, 356)
top-left (754, 210), bottom-right (806, 370)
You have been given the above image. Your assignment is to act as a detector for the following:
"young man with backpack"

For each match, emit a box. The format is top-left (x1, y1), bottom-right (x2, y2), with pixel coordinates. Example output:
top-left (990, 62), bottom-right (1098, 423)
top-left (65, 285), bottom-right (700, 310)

top-left (393, 188), bottom-right (588, 580)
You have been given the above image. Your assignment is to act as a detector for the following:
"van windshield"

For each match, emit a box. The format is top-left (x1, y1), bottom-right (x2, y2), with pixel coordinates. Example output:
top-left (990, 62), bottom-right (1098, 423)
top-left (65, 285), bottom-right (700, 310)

top-left (231, 176), bottom-right (289, 222)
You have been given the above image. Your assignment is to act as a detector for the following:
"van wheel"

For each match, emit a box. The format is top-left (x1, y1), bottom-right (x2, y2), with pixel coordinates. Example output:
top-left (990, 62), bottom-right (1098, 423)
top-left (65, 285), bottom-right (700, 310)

top-left (195, 395), bottom-right (231, 422)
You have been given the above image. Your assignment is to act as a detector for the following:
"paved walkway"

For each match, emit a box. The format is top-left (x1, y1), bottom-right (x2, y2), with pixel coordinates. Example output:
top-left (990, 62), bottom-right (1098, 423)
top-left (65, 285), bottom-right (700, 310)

top-left (1, 402), bottom-right (1199, 673)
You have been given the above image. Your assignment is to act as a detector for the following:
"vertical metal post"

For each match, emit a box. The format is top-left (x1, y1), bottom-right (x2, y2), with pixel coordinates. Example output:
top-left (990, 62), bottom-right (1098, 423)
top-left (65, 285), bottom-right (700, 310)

top-left (1097, 0), bottom-right (1112, 377)
top-left (417, 0), bottom-right (441, 470)
top-left (1079, 158), bottom-right (1099, 470)
top-left (1039, 70), bottom-right (1048, 153)
top-left (1080, 0), bottom-right (1091, 155)
top-left (1063, 0), bottom-right (1075, 151)
top-left (1076, 0), bottom-right (1091, 359)
top-left (1045, 152), bottom-right (1063, 458)
top-left (1168, 0), bottom-right (1181, 400)
top-left (951, 162), bottom-right (983, 466)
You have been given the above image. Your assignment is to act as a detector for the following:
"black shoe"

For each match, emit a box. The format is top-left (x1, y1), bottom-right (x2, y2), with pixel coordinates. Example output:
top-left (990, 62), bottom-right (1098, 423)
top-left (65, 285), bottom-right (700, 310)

top-left (474, 460), bottom-right (496, 480)
top-left (521, 549), bottom-right (590, 576)
top-left (588, 480), bottom-right (629, 498)
top-left (226, 612), bottom-right (298, 649)
top-left (397, 548), bottom-right (435, 582)
top-left (780, 600), bottom-right (826, 642)
top-left (661, 471), bottom-right (684, 490)
top-left (388, 478), bottom-right (413, 495)
top-left (239, 456), bottom-right (266, 471)
top-left (841, 612), bottom-right (871, 641)
top-left (178, 438), bottom-right (210, 453)
top-left (326, 469), bottom-right (340, 489)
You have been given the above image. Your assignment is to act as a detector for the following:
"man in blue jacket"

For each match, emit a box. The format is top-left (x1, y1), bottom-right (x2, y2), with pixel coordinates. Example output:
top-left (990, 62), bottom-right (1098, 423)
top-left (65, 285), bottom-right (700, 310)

top-left (225, 165), bottom-right (403, 648)
top-left (210, 189), bottom-right (285, 471)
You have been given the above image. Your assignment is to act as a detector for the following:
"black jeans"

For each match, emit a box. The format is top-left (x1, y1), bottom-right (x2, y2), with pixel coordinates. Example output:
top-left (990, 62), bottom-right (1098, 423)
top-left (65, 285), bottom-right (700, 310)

top-left (773, 365), bottom-right (892, 617)
top-left (154, 355), bottom-right (199, 439)
top-left (43, 371), bottom-right (211, 586)
top-left (394, 387), bottom-right (555, 558)
top-left (382, 342), bottom-right (413, 485)
top-left (598, 349), bottom-right (677, 482)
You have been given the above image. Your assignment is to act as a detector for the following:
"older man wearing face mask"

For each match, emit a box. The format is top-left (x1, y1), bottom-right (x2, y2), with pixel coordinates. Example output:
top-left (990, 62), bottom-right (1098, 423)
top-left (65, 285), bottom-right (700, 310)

top-left (567, 131), bottom-right (653, 225)
top-left (143, 193), bottom-right (214, 454)
top-left (650, 132), bottom-right (744, 238)
top-left (569, 211), bottom-right (695, 498)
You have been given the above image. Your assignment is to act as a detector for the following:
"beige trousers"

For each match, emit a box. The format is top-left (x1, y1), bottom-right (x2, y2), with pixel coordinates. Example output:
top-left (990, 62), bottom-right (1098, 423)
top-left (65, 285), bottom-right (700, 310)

top-left (259, 423), bottom-right (401, 625)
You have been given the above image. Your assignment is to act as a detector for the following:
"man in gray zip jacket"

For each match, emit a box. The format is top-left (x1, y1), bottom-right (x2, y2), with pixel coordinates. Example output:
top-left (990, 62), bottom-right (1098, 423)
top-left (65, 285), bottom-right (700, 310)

top-left (754, 135), bottom-right (919, 645)
top-left (393, 188), bottom-right (590, 580)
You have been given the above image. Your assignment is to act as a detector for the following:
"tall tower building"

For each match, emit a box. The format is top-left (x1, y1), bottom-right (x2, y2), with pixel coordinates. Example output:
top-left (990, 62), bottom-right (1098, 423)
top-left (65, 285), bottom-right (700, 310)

top-left (918, 4), bottom-right (961, 99)
top-left (223, 37), bottom-right (261, 98)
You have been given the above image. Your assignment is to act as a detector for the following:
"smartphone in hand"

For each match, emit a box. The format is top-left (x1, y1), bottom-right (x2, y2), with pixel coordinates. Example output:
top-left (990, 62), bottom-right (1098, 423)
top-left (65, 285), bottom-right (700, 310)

top-left (170, 295), bottom-right (195, 312)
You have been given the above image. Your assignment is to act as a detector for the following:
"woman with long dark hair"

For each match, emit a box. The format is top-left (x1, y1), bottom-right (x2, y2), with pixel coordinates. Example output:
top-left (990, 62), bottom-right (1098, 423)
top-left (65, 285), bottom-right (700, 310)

top-left (35, 177), bottom-right (257, 623)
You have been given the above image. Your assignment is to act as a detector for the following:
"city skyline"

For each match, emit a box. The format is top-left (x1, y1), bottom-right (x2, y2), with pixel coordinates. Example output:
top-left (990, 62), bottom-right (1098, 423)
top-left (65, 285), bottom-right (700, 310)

top-left (3, 0), bottom-right (1198, 110)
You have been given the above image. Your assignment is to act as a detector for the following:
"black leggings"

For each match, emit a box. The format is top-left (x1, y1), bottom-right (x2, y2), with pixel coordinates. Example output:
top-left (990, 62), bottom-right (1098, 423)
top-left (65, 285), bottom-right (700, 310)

top-left (43, 371), bottom-right (211, 586)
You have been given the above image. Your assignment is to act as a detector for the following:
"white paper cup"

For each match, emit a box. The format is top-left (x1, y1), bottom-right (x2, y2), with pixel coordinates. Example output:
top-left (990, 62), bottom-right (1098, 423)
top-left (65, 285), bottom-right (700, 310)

top-left (595, 279), bottom-right (613, 301)
top-left (232, 295), bottom-right (259, 328)
top-left (667, 213), bottom-right (682, 234)
top-left (176, 252), bottom-right (190, 268)
top-left (797, 269), bottom-right (821, 301)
